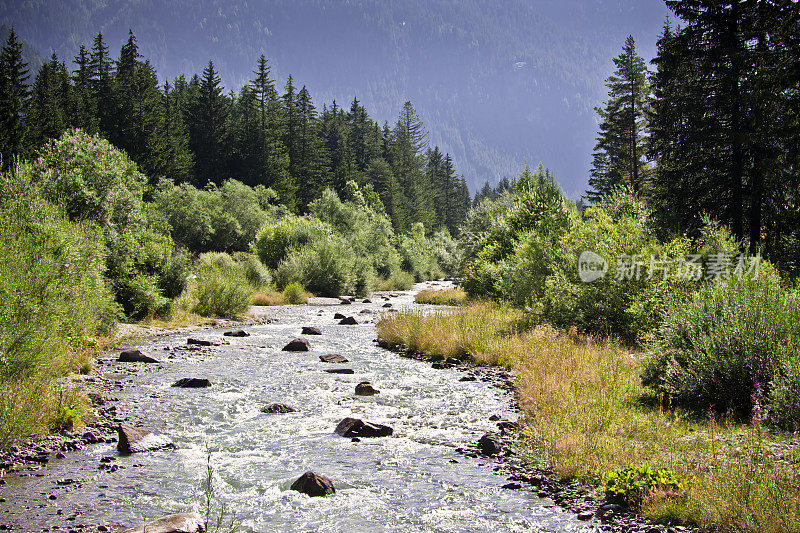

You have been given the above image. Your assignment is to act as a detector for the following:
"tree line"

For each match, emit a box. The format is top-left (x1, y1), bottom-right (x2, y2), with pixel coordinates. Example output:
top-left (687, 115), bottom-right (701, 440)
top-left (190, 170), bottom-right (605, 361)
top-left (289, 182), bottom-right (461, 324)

top-left (0, 29), bottom-right (472, 235)
top-left (588, 0), bottom-right (799, 276)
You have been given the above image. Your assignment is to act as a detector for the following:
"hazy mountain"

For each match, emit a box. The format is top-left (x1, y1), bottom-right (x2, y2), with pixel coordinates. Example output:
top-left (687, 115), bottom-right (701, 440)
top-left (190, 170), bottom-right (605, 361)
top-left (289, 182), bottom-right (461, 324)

top-left (0, 0), bottom-right (671, 198)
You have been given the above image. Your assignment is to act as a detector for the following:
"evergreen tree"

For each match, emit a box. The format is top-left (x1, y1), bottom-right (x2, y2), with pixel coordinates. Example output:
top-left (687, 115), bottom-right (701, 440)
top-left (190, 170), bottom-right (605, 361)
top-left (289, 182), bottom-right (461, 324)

top-left (71, 45), bottom-right (96, 132)
top-left (89, 32), bottom-right (114, 136)
top-left (0, 27), bottom-right (30, 166)
top-left (295, 85), bottom-right (325, 208)
top-left (27, 54), bottom-right (68, 150)
top-left (187, 60), bottom-right (229, 184)
top-left (392, 101), bottom-right (434, 230)
top-left (587, 36), bottom-right (650, 202)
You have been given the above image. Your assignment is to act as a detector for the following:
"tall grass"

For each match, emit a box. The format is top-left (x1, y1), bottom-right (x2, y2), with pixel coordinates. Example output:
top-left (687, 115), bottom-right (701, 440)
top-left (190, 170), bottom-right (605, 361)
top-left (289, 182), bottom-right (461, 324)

top-left (377, 304), bottom-right (800, 532)
top-left (191, 264), bottom-right (254, 318)
top-left (414, 288), bottom-right (468, 306)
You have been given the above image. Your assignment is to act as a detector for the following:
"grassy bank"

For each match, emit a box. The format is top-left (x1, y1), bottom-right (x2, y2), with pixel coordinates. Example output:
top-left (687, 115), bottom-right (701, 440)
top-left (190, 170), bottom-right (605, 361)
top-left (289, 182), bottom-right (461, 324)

top-left (376, 304), bottom-right (800, 532)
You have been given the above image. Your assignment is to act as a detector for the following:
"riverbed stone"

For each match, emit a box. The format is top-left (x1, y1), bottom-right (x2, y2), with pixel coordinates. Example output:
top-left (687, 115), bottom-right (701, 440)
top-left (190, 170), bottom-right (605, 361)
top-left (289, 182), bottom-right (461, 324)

top-left (118, 349), bottom-right (159, 363)
top-left (362, 298), bottom-right (372, 303)
top-left (477, 433), bottom-right (502, 456)
top-left (355, 382), bottom-right (379, 395)
top-left (283, 338), bottom-right (310, 351)
top-left (382, 303), bottom-right (392, 308)
top-left (171, 378), bottom-right (212, 388)
top-left (120, 513), bottom-right (202, 533)
top-left (338, 297), bottom-right (352, 305)
top-left (290, 471), bottom-right (336, 497)
top-left (117, 423), bottom-right (176, 454)
top-left (334, 417), bottom-right (393, 438)
top-left (261, 403), bottom-right (297, 414)
top-left (333, 312), bottom-right (346, 319)
top-left (302, 326), bottom-right (322, 335)
top-left (324, 368), bottom-right (354, 374)
top-left (223, 329), bottom-right (250, 337)
top-left (338, 316), bottom-right (358, 325)
top-left (187, 338), bottom-right (216, 346)
top-left (319, 354), bottom-right (348, 363)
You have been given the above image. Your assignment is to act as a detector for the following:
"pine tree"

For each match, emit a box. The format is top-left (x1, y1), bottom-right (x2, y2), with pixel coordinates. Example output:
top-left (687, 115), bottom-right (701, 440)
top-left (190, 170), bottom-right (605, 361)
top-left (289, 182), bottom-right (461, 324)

top-left (187, 60), bottom-right (229, 185)
top-left (587, 36), bottom-right (650, 202)
top-left (27, 54), bottom-right (68, 150)
top-left (0, 27), bottom-right (30, 166)
top-left (89, 32), bottom-right (115, 137)
top-left (392, 101), bottom-right (434, 230)
top-left (295, 85), bottom-right (325, 208)
top-left (71, 44), bottom-right (97, 132)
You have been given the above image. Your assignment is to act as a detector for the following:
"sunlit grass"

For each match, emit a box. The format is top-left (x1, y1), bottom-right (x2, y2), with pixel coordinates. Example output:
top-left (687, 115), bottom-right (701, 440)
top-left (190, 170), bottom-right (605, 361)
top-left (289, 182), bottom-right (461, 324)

top-left (377, 303), bottom-right (800, 532)
top-left (414, 287), bottom-right (468, 306)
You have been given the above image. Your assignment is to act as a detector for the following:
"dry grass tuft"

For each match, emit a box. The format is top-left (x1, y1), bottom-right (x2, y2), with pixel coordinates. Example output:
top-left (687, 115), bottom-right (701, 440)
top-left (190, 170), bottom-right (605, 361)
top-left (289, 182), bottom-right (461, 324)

top-left (414, 288), bottom-right (468, 306)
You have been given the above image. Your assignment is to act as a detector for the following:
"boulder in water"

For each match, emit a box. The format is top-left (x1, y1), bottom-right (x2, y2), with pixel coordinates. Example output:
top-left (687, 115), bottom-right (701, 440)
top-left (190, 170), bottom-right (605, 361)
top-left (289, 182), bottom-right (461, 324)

top-left (187, 338), bottom-right (216, 346)
top-left (355, 382), bottom-right (379, 396)
top-left (283, 338), bottom-right (310, 351)
top-left (324, 368), bottom-right (354, 374)
top-left (261, 403), bottom-right (297, 414)
top-left (171, 378), bottom-right (211, 388)
top-left (302, 326), bottom-right (322, 335)
top-left (477, 433), bottom-right (502, 456)
top-left (338, 316), bottom-right (358, 325)
top-left (223, 329), bottom-right (250, 337)
top-left (333, 312), bottom-right (346, 319)
top-left (290, 471), bottom-right (336, 497)
top-left (118, 349), bottom-right (159, 363)
top-left (319, 354), bottom-right (348, 363)
top-left (117, 423), bottom-right (176, 454)
top-left (334, 417), bottom-right (393, 438)
top-left (120, 513), bottom-right (202, 533)
top-left (382, 303), bottom-right (392, 308)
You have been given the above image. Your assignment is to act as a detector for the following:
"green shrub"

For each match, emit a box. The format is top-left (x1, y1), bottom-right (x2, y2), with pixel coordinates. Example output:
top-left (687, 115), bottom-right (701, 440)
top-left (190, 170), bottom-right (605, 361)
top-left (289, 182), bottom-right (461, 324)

top-left (460, 164), bottom-right (576, 302)
top-left (604, 464), bottom-right (685, 508)
top-left (198, 252), bottom-right (238, 271)
top-left (253, 214), bottom-right (332, 269)
top-left (233, 252), bottom-right (271, 288)
top-left (768, 352), bottom-right (800, 429)
top-left (282, 282), bottom-right (308, 304)
top-left (378, 270), bottom-right (415, 291)
top-left (275, 233), bottom-right (354, 296)
top-left (192, 264), bottom-right (254, 318)
top-left (643, 263), bottom-right (800, 416)
top-left (159, 247), bottom-right (192, 299)
top-left (398, 223), bottom-right (443, 282)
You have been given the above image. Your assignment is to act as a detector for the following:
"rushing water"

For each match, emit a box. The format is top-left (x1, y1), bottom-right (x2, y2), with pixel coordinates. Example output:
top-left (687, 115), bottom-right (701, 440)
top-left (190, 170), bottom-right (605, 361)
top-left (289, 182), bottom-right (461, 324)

top-left (0, 284), bottom-right (591, 532)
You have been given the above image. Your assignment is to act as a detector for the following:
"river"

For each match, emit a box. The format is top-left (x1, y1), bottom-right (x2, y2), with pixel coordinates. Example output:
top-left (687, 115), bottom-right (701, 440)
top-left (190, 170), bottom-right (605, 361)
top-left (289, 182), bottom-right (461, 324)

top-left (0, 283), bottom-right (590, 533)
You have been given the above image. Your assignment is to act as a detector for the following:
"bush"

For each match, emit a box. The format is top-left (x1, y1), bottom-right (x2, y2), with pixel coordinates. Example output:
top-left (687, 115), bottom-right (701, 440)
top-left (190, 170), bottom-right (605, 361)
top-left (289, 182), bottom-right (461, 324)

top-left (275, 233), bottom-right (355, 297)
top-left (398, 223), bottom-right (443, 282)
top-left (192, 264), bottom-right (254, 318)
top-left (154, 179), bottom-right (279, 254)
top-left (460, 164), bottom-right (577, 302)
top-left (282, 282), bottom-right (308, 304)
top-left (27, 130), bottom-right (179, 319)
top-left (604, 464), bottom-right (685, 508)
top-left (253, 214), bottom-right (332, 269)
top-left (233, 252), bottom-right (271, 288)
top-left (377, 270), bottom-right (415, 291)
top-left (643, 263), bottom-right (800, 416)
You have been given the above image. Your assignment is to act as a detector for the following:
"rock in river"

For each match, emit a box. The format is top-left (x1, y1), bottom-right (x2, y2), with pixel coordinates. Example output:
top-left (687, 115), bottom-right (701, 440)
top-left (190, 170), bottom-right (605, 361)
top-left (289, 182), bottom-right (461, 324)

top-left (172, 378), bottom-right (212, 388)
top-left (291, 471), bottom-right (336, 497)
top-left (333, 312), bottom-right (346, 319)
top-left (118, 349), bottom-right (159, 363)
top-left (324, 368), bottom-right (354, 374)
top-left (302, 326), bottom-right (322, 335)
top-left (319, 354), bottom-right (348, 363)
top-left (117, 423), bottom-right (176, 454)
top-left (223, 329), bottom-right (250, 337)
top-left (338, 316), bottom-right (358, 325)
top-left (187, 338), bottom-right (216, 346)
top-left (261, 403), bottom-right (297, 414)
top-left (355, 381), bottom-right (380, 396)
top-left (334, 417), bottom-right (393, 438)
top-left (477, 433), bottom-right (502, 456)
top-left (282, 338), bottom-right (310, 351)
top-left (121, 513), bottom-right (202, 533)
